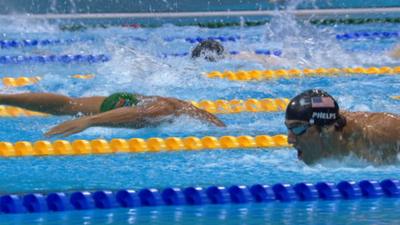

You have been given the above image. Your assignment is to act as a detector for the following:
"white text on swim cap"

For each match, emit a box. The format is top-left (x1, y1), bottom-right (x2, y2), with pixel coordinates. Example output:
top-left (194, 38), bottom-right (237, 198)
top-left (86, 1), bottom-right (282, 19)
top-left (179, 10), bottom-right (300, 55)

top-left (311, 112), bottom-right (336, 120)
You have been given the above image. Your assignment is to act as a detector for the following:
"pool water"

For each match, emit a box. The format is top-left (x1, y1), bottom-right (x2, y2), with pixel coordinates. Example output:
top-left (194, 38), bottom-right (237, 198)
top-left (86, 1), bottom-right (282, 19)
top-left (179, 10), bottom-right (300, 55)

top-left (0, 12), bottom-right (399, 224)
top-left (2, 199), bottom-right (400, 225)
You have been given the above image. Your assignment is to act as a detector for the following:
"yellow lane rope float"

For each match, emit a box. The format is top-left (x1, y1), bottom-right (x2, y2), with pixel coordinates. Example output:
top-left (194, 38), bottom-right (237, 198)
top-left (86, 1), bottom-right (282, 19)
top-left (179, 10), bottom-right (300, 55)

top-left (0, 134), bottom-right (290, 157)
top-left (2, 76), bottom-right (41, 87)
top-left (0, 98), bottom-right (290, 117)
top-left (70, 74), bottom-right (95, 79)
top-left (1, 74), bottom-right (94, 87)
top-left (392, 96), bottom-right (400, 100)
top-left (206, 66), bottom-right (400, 81)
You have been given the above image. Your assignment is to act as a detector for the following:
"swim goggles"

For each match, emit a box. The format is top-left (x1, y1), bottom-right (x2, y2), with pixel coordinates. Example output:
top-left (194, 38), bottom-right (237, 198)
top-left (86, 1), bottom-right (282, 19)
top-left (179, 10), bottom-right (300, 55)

top-left (286, 123), bottom-right (310, 136)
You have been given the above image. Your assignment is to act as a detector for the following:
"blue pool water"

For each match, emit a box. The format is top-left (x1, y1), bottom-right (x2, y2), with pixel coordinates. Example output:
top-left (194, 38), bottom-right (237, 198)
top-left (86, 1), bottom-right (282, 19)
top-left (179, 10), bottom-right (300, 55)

top-left (2, 199), bottom-right (400, 225)
top-left (0, 11), bottom-right (399, 224)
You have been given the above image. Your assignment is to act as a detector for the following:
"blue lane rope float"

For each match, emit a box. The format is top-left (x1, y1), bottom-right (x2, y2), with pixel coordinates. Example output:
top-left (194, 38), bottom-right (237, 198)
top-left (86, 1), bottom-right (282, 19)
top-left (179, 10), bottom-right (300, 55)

top-left (0, 39), bottom-right (76, 49)
top-left (175, 35), bottom-right (240, 43)
top-left (6, 31), bottom-right (398, 51)
top-left (162, 49), bottom-right (282, 58)
top-left (347, 45), bottom-right (390, 53)
top-left (4, 35), bottom-right (239, 47)
top-left (130, 35), bottom-right (241, 43)
top-left (0, 54), bottom-right (110, 64)
top-left (0, 179), bottom-right (398, 214)
top-left (336, 31), bottom-right (399, 40)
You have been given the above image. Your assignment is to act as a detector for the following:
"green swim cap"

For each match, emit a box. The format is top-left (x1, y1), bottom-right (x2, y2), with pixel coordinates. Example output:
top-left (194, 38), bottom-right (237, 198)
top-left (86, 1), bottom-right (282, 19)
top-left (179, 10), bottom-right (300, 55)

top-left (100, 92), bottom-right (139, 112)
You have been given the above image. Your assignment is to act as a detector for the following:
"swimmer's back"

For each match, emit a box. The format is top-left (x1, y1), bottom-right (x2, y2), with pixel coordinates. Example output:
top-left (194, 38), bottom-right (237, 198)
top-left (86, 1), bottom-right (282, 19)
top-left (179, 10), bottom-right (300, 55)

top-left (344, 111), bottom-right (400, 144)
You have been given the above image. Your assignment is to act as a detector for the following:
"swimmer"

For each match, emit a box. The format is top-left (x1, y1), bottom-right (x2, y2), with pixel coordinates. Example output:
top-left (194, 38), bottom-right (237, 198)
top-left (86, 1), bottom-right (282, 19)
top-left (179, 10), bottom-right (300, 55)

top-left (285, 89), bottom-right (400, 165)
top-left (191, 39), bottom-right (288, 67)
top-left (0, 92), bottom-right (226, 137)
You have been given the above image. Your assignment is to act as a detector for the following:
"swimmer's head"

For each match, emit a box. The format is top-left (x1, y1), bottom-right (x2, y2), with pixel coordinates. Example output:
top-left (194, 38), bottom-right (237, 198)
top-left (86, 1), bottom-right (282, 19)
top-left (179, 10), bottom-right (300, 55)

top-left (285, 89), bottom-right (345, 164)
top-left (286, 89), bottom-right (340, 127)
top-left (191, 40), bottom-right (225, 62)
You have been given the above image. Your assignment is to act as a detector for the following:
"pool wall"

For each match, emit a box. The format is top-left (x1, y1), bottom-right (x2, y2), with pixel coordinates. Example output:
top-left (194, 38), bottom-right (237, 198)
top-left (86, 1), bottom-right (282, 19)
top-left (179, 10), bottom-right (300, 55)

top-left (1, 0), bottom-right (400, 15)
top-left (1, 0), bottom-right (400, 28)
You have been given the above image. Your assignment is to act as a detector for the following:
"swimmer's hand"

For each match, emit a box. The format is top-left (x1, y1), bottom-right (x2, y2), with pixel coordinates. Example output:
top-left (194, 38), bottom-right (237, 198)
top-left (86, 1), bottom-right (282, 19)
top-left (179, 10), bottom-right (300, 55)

top-left (45, 117), bottom-right (90, 137)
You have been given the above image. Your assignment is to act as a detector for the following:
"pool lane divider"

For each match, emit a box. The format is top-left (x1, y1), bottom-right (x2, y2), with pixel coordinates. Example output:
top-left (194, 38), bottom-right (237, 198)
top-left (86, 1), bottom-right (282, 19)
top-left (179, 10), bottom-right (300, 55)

top-left (0, 98), bottom-right (289, 117)
top-left (162, 49), bottom-right (282, 58)
top-left (4, 65), bottom-right (399, 88)
top-left (311, 17), bottom-right (400, 25)
top-left (1, 179), bottom-right (399, 214)
top-left (206, 66), bottom-right (400, 81)
top-left (59, 21), bottom-right (268, 31)
top-left (1, 76), bottom-right (42, 87)
top-left (58, 17), bottom-right (400, 31)
top-left (0, 39), bottom-right (76, 48)
top-left (0, 54), bottom-right (110, 65)
top-left (0, 134), bottom-right (289, 158)
top-left (0, 35), bottom-right (238, 49)
top-left (392, 96), bottom-right (400, 100)
top-left (336, 31), bottom-right (400, 40)
top-left (1, 74), bottom-right (94, 87)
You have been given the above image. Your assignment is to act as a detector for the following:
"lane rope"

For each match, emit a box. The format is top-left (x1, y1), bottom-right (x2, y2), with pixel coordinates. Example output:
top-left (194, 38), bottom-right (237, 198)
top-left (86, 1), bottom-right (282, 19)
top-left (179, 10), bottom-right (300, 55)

top-left (162, 49), bottom-right (282, 58)
top-left (0, 38), bottom-right (77, 48)
top-left (0, 97), bottom-right (289, 117)
top-left (206, 66), bottom-right (400, 81)
top-left (0, 134), bottom-right (290, 157)
top-left (0, 179), bottom-right (398, 214)
top-left (59, 21), bottom-right (268, 31)
top-left (0, 35), bottom-right (239, 49)
top-left (0, 54), bottom-right (110, 64)
top-left (336, 31), bottom-right (399, 40)
top-left (311, 17), bottom-right (400, 25)
top-left (1, 74), bottom-right (94, 87)
top-left (58, 18), bottom-right (400, 32)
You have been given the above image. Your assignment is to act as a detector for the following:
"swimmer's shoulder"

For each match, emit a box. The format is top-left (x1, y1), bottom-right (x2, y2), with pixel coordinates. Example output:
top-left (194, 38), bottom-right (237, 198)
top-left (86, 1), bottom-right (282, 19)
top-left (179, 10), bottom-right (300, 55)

top-left (341, 111), bottom-right (399, 120)
top-left (343, 111), bottom-right (400, 136)
top-left (341, 111), bottom-right (399, 128)
top-left (143, 95), bottom-right (188, 106)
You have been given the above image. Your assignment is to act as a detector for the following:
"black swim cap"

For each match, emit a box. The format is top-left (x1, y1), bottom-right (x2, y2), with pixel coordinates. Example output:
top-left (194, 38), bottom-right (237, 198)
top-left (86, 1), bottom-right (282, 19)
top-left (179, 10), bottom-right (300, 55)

top-left (285, 89), bottom-right (340, 126)
top-left (191, 40), bottom-right (224, 62)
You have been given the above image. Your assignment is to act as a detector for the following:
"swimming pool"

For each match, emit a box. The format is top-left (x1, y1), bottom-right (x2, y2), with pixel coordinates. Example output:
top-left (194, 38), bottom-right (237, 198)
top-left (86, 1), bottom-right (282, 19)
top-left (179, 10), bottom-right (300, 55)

top-left (0, 2), bottom-right (399, 224)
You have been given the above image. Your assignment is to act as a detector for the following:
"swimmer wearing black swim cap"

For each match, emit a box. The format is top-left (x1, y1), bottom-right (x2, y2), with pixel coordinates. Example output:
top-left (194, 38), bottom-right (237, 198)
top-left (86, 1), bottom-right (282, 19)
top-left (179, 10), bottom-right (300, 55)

top-left (285, 89), bottom-right (400, 165)
top-left (191, 40), bottom-right (225, 62)
top-left (191, 39), bottom-right (290, 67)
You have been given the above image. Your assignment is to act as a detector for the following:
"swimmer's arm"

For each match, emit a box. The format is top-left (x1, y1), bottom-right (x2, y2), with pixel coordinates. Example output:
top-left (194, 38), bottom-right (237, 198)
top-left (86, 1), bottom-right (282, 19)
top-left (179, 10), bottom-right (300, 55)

top-left (182, 103), bottom-right (226, 127)
top-left (232, 52), bottom-right (265, 61)
top-left (45, 103), bottom-right (226, 137)
top-left (231, 52), bottom-right (286, 67)
top-left (45, 105), bottom-right (173, 137)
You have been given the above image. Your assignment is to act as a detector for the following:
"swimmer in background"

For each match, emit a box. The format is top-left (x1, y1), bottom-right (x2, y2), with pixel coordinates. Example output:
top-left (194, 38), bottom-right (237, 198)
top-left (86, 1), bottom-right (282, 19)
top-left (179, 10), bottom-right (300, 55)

top-left (0, 92), bottom-right (226, 137)
top-left (191, 39), bottom-right (290, 67)
top-left (285, 89), bottom-right (400, 165)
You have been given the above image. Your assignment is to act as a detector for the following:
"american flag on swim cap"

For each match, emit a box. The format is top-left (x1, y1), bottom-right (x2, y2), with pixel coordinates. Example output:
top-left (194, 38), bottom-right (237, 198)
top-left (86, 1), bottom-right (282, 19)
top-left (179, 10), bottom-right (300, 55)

top-left (311, 96), bottom-right (335, 108)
